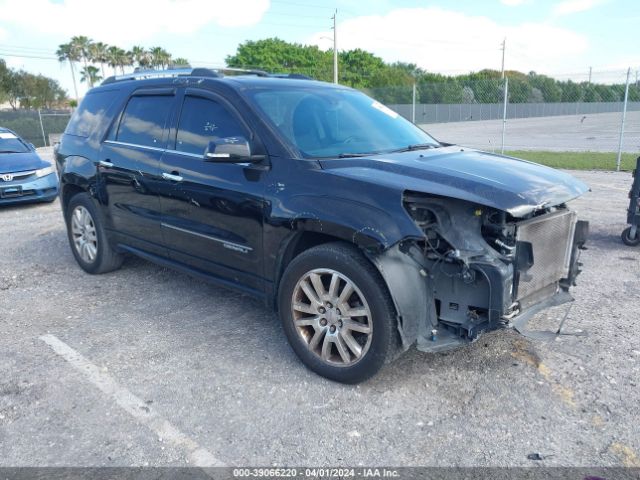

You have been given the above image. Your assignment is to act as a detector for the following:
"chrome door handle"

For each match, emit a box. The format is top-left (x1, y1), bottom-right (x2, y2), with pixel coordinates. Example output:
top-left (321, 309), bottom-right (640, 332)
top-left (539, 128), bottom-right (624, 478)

top-left (98, 160), bottom-right (114, 168)
top-left (162, 172), bottom-right (183, 182)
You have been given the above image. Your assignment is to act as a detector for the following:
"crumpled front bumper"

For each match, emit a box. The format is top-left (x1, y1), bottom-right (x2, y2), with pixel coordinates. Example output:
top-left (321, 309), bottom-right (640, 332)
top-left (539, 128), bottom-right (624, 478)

top-left (0, 173), bottom-right (58, 205)
top-left (371, 214), bottom-right (588, 355)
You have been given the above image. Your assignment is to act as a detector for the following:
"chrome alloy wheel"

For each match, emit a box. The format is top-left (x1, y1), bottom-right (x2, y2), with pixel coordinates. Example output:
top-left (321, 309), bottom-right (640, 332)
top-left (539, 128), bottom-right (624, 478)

top-left (291, 268), bottom-right (373, 367)
top-left (71, 205), bottom-right (98, 263)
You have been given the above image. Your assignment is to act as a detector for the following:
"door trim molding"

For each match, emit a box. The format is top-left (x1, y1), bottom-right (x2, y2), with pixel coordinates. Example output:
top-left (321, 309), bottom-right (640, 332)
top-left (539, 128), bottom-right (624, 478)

top-left (161, 222), bottom-right (253, 253)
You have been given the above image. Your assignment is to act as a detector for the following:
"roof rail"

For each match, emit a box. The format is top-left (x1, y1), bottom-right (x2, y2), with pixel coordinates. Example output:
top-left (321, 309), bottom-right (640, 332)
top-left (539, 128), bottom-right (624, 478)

top-left (101, 67), bottom-right (220, 85)
top-left (100, 67), bottom-right (313, 86)
top-left (218, 67), bottom-right (270, 77)
top-left (269, 73), bottom-right (312, 80)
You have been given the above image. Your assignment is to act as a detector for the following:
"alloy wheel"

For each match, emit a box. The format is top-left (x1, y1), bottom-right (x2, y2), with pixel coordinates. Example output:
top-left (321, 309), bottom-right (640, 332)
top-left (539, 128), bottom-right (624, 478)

top-left (71, 205), bottom-right (98, 263)
top-left (291, 268), bottom-right (373, 367)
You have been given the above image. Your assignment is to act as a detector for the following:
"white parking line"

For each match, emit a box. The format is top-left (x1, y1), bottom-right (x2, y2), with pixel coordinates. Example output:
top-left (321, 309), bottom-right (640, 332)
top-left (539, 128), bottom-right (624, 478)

top-left (40, 334), bottom-right (224, 467)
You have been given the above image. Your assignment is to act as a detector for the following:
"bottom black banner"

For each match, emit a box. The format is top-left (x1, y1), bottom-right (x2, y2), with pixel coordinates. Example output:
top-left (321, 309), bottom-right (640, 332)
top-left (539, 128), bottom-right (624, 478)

top-left (0, 467), bottom-right (638, 480)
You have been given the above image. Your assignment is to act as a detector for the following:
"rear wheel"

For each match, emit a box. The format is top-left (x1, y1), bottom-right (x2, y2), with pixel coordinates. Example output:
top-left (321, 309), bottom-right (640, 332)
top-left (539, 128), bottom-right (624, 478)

top-left (621, 226), bottom-right (640, 246)
top-left (66, 192), bottom-right (123, 274)
top-left (278, 242), bottom-right (397, 383)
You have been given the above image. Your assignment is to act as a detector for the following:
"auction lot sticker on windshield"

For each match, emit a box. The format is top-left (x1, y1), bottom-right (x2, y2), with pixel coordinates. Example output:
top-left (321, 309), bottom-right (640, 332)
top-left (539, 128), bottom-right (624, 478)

top-left (0, 132), bottom-right (18, 139)
top-left (371, 101), bottom-right (399, 119)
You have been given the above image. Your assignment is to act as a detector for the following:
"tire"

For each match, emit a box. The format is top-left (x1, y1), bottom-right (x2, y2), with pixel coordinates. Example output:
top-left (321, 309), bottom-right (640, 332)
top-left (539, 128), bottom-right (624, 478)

top-left (621, 226), bottom-right (640, 246)
top-left (65, 192), bottom-right (123, 274)
top-left (278, 242), bottom-right (397, 383)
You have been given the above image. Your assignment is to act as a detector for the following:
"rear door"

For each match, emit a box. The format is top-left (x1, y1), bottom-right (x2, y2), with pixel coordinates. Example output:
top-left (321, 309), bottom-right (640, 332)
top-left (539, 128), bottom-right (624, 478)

top-left (158, 88), bottom-right (267, 293)
top-left (99, 88), bottom-right (176, 255)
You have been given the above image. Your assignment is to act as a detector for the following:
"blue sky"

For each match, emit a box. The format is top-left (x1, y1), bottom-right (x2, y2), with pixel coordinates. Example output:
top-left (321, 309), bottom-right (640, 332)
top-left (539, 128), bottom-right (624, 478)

top-left (0, 0), bottom-right (637, 97)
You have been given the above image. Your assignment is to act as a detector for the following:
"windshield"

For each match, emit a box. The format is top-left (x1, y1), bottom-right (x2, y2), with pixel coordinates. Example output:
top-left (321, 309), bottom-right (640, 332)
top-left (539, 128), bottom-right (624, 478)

top-left (0, 132), bottom-right (29, 154)
top-left (248, 86), bottom-right (438, 158)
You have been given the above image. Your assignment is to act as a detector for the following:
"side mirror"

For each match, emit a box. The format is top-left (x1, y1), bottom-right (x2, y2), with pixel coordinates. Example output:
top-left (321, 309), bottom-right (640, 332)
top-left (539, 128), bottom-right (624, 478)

top-left (204, 137), bottom-right (259, 163)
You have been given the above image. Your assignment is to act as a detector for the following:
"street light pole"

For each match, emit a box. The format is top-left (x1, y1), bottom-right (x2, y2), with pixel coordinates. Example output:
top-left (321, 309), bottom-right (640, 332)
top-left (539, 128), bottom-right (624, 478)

top-left (332, 9), bottom-right (338, 84)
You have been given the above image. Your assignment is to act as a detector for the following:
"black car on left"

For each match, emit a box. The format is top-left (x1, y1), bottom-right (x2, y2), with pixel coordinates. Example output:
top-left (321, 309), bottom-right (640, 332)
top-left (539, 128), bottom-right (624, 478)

top-left (0, 127), bottom-right (58, 205)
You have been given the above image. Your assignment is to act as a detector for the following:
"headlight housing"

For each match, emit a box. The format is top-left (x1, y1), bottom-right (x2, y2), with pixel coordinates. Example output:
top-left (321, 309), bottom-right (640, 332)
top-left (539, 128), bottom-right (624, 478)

top-left (35, 166), bottom-right (55, 178)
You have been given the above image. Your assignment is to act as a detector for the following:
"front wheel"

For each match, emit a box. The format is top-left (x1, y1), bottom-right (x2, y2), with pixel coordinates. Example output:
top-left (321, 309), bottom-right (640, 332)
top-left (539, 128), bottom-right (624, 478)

top-left (66, 192), bottom-right (123, 274)
top-left (621, 226), bottom-right (640, 246)
top-left (278, 242), bottom-right (397, 383)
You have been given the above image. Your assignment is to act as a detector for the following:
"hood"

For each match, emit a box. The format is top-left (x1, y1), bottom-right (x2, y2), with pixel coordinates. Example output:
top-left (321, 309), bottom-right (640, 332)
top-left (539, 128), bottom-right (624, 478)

top-left (0, 151), bottom-right (49, 174)
top-left (319, 146), bottom-right (589, 217)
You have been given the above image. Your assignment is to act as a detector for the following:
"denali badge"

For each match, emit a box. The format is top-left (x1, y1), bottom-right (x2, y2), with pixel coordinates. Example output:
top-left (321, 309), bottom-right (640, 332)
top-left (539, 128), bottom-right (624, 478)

top-left (1, 174), bottom-right (13, 182)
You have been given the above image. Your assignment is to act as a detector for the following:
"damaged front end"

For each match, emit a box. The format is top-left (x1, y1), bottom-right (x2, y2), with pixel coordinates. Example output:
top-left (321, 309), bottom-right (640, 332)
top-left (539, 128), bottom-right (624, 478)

top-left (370, 193), bottom-right (589, 353)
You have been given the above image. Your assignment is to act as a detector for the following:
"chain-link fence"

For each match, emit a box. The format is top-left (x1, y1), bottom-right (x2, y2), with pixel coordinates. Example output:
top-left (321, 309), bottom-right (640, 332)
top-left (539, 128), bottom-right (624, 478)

top-left (0, 109), bottom-right (72, 148)
top-left (2, 68), bottom-right (638, 170)
top-left (373, 69), bottom-right (640, 170)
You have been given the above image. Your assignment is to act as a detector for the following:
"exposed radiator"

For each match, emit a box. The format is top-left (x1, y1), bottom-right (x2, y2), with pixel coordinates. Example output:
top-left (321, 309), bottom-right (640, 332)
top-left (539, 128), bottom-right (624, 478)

top-left (515, 209), bottom-right (577, 302)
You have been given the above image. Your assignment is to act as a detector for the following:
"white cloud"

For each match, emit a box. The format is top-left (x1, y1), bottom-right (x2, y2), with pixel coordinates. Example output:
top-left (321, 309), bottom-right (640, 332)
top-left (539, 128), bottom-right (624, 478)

top-left (309, 7), bottom-right (589, 75)
top-left (0, 26), bottom-right (6, 40)
top-left (0, 0), bottom-right (270, 45)
top-left (552, 0), bottom-right (604, 16)
top-left (500, 0), bottom-right (529, 6)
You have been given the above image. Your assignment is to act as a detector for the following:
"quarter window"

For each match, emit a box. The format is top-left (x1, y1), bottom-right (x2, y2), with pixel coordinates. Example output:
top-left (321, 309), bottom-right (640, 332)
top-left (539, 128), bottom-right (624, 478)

top-left (176, 95), bottom-right (245, 156)
top-left (66, 89), bottom-right (119, 138)
top-left (116, 95), bottom-right (173, 148)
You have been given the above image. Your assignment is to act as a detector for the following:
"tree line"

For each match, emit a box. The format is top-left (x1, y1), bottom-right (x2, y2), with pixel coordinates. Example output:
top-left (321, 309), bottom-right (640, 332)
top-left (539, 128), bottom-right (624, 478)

top-left (0, 59), bottom-right (67, 110)
top-left (3, 35), bottom-right (637, 112)
top-left (227, 38), bottom-right (639, 105)
top-left (56, 36), bottom-right (190, 98)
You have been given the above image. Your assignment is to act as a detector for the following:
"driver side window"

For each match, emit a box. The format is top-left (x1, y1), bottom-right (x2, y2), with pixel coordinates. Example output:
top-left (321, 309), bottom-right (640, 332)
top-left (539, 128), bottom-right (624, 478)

top-left (176, 95), bottom-right (245, 156)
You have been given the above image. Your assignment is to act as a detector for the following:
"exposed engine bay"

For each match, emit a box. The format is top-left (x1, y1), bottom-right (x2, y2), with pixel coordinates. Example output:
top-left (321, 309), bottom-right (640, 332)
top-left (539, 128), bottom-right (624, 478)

top-left (371, 192), bottom-right (589, 353)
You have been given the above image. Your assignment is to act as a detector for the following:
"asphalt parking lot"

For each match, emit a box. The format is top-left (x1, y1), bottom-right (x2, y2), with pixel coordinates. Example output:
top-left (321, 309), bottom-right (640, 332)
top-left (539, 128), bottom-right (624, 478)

top-left (422, 111), bottom-right (640, 152)
top-left (1, 169), bottom-right (639, 468)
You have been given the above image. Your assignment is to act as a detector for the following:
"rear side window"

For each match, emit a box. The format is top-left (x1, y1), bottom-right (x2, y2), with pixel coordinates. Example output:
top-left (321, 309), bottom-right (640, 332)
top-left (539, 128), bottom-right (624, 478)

top-left (65, 89), bottom-right (119, 137)
top-left (116, 95), bottom-right (173, 148)
top-left (176, 95), bottom-right (245, 155)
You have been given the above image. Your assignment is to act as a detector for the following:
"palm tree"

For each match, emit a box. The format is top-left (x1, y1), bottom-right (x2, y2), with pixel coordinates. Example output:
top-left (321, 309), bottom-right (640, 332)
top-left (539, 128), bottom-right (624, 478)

top-left (125, 50), bottom-right (135, 71)
top-left (89, 42), bottom-right (109, 78)
top-left (106, 46), bottom-right (120, 75)
top-left (80, 65), bottom-right (102, 86)
top-left (115, 48), bottom-right (131, 74)
top-left (161, 50), bottom-right (172, 69)
top-left (130, 45), bottom-right (150, 69)
top-left (70, 36), bottom-right (94, 85)
top-left (56, 43), bottom-right (79, 101)
top-left (171, 57), bottom-right (191, 68)
top-left (149, 46), bottom-right (171, 69)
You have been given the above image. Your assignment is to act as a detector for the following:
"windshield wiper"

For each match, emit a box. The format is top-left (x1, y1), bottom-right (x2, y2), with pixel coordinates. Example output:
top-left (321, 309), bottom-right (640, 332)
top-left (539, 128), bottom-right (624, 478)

top-left (390, 143), bottom-right (441, 153)
top-left (336, 152), bottom-right (373, 158)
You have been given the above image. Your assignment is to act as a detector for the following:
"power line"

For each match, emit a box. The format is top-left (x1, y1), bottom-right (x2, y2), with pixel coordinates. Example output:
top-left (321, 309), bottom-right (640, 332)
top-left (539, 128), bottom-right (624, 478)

top-left (0, 51), bottom-right (58, 60)
top-left (0, 44), bottom-right (54, 53)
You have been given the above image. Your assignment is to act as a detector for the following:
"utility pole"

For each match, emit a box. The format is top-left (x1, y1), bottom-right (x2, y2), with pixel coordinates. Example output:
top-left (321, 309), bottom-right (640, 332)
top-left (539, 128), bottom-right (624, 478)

top-left (37, 109), bottom-right (47, 147)
top-left (500, 38), bottom-right (506, 79)
top-left (588, 66), bottom-right (592, 85)
top-left (332, 9), bottom-right (338, 84)
top-left (616, 67), bottom-right (631, 172)
top-left (411, 82), bottom-right (416, 123)
top-left (501, 77), bottom-right (509, 154)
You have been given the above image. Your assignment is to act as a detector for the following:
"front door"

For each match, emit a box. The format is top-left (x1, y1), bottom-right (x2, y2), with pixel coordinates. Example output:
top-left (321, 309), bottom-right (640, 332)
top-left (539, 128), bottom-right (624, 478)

top-left (159, 88), bottom-right (267, 293)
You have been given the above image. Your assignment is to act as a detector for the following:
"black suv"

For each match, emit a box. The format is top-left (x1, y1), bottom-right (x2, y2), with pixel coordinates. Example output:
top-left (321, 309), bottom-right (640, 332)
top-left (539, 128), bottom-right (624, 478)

top-left (56, 68), bottom-right (589, 383)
